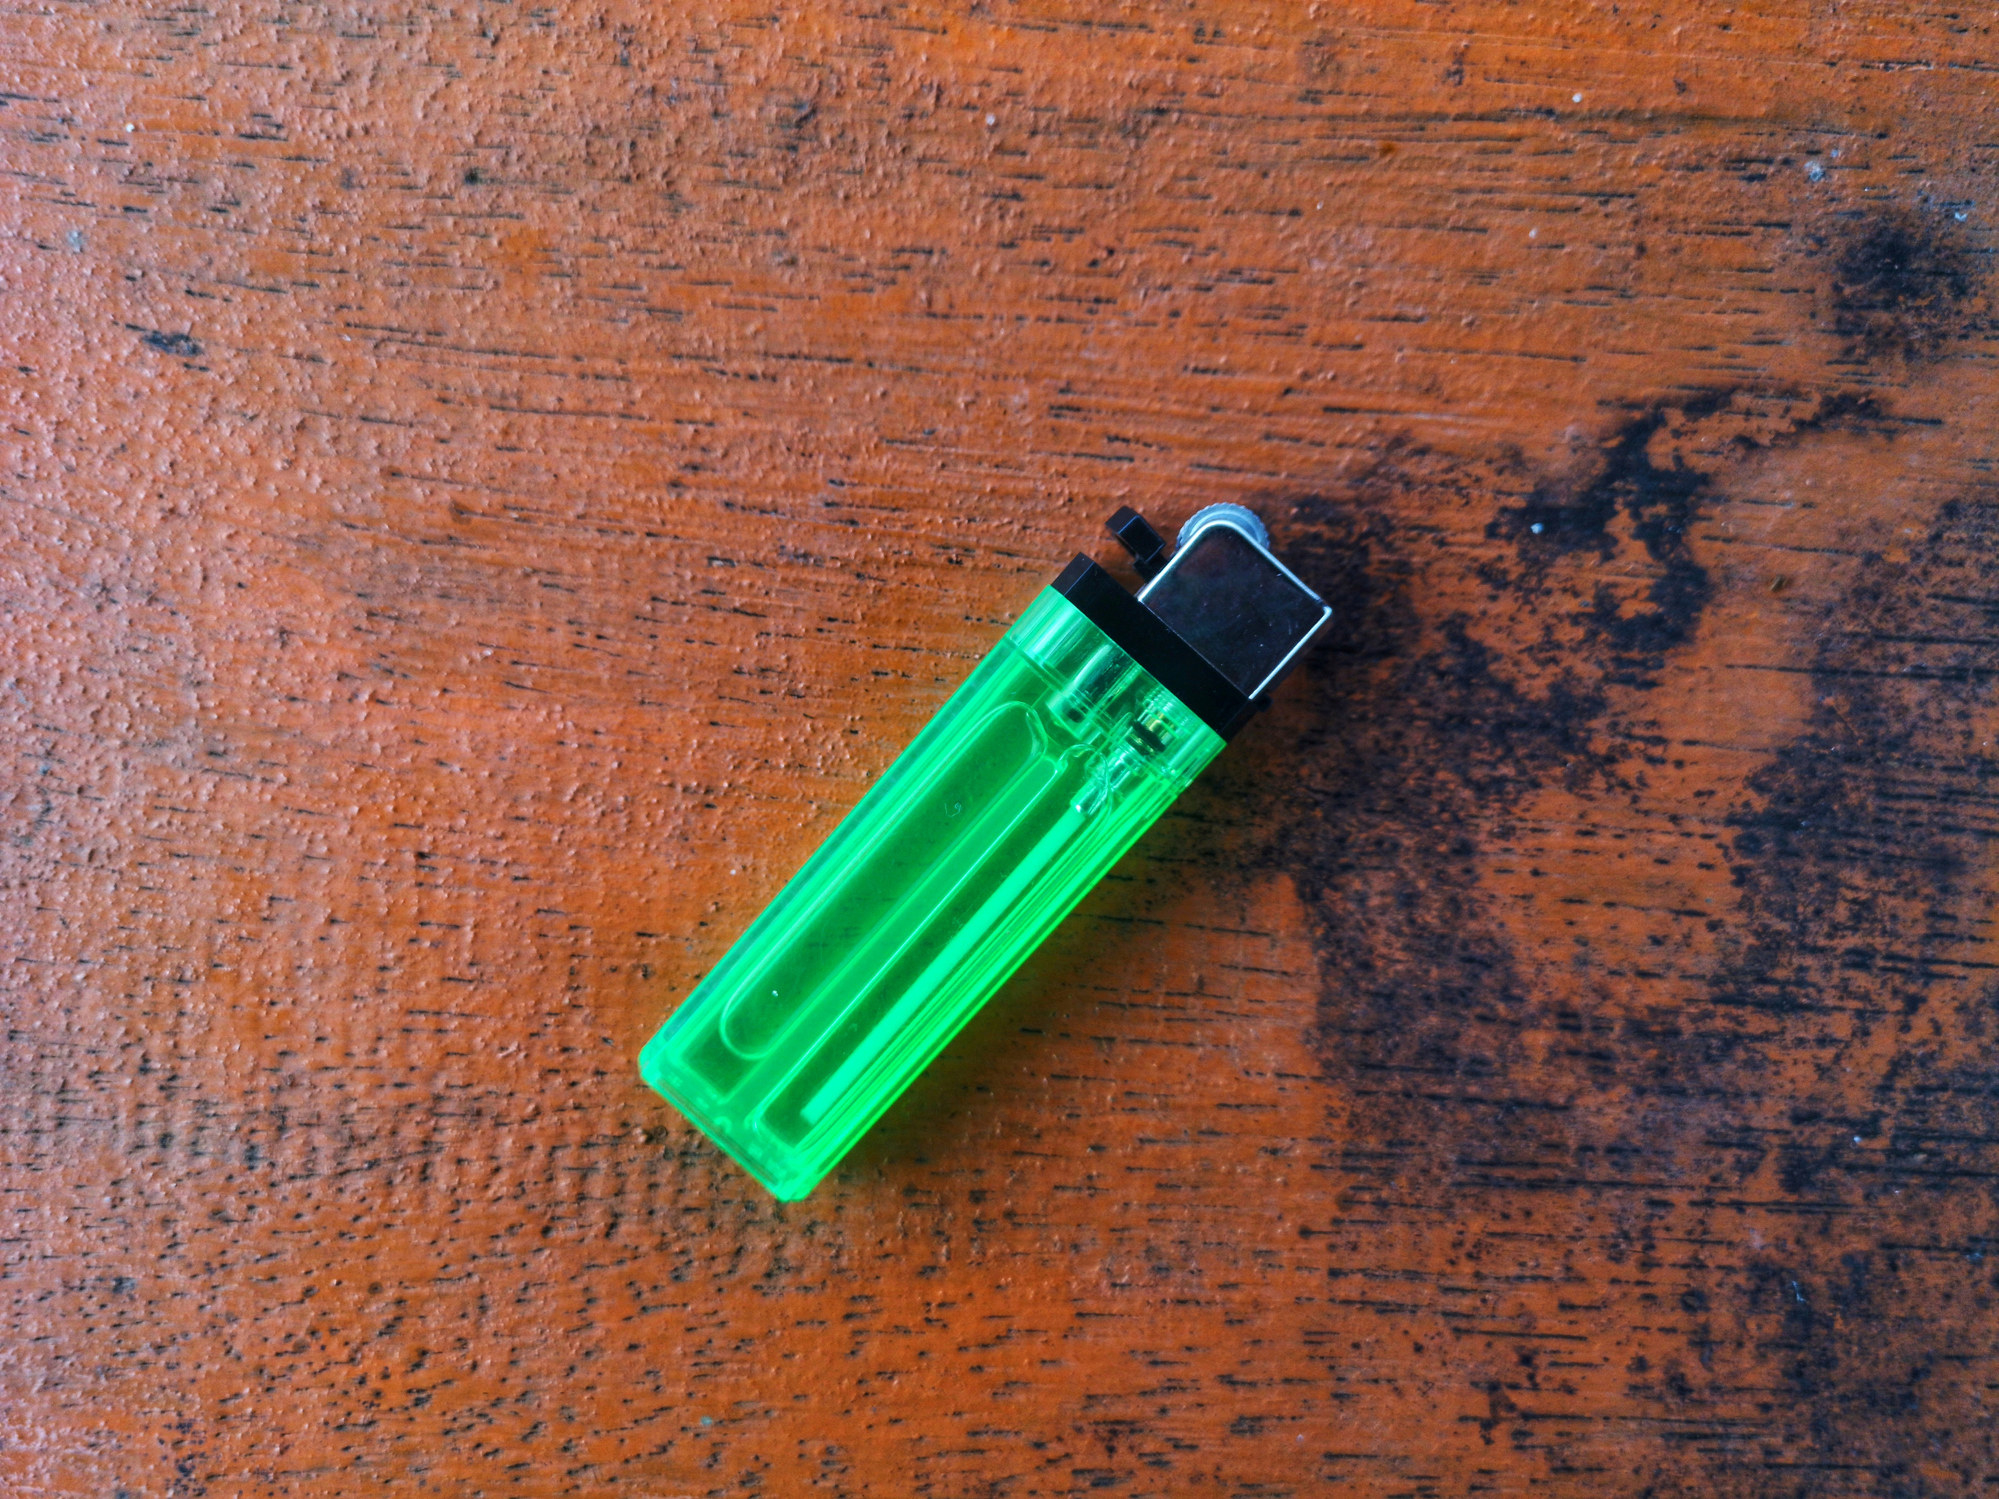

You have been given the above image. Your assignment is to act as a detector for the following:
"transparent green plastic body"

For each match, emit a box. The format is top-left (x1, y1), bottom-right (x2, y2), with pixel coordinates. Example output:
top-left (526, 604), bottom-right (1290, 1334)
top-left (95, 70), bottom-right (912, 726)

top-left (639, 588), bottom-right (1226, 1199)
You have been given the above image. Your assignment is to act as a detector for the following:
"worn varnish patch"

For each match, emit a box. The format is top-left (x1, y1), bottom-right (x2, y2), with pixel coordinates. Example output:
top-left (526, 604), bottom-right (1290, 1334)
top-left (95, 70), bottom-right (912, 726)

top-left (1235, 397), bottom-right (1999, 1491)
top-left (4, 3), bottom-right (1999, 1496)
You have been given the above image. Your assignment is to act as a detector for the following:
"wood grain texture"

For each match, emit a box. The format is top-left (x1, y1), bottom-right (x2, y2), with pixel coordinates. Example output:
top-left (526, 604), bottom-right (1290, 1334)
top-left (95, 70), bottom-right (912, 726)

top-left (4, 3), bottom-right (1999, 1494)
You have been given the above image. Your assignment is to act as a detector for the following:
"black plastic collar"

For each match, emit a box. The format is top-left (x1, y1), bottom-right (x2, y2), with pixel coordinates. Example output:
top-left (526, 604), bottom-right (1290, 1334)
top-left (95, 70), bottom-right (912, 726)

top-left (1051, 555), bottom-right (1261, 740)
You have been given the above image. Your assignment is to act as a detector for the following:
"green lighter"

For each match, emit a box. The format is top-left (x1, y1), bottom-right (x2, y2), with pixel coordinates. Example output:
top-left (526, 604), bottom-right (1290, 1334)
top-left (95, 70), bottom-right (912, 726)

top-left (639, 504), bottom-right (1330, 1199)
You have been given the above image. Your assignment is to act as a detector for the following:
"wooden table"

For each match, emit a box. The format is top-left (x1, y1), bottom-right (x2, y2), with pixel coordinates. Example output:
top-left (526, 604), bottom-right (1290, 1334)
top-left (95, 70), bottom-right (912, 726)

top-left (6, 4), bottom-right (1997, 1494)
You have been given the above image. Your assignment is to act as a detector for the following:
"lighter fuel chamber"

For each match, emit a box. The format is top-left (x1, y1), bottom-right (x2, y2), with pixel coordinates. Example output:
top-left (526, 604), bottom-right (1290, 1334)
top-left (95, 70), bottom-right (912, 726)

top-left (639, 505), bottom-right (1330, 1199)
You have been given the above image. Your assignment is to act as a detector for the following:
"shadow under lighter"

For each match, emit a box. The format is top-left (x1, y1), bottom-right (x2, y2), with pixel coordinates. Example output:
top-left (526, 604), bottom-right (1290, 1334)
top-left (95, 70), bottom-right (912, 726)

top-left (639, 504), bottom-right (1331, 1199)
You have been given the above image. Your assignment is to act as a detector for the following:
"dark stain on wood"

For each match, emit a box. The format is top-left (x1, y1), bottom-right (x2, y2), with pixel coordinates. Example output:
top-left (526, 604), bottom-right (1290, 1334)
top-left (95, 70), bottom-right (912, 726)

top-left (1829, 208), bottom-right (1986, 364)
top-left (134, 327), bottom-right (203, 358)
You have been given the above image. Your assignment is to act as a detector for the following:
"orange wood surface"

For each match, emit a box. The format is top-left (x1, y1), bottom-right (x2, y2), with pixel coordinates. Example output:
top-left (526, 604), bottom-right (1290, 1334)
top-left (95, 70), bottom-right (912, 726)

top-left (5, 4), bottom-right (1999, 1494)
